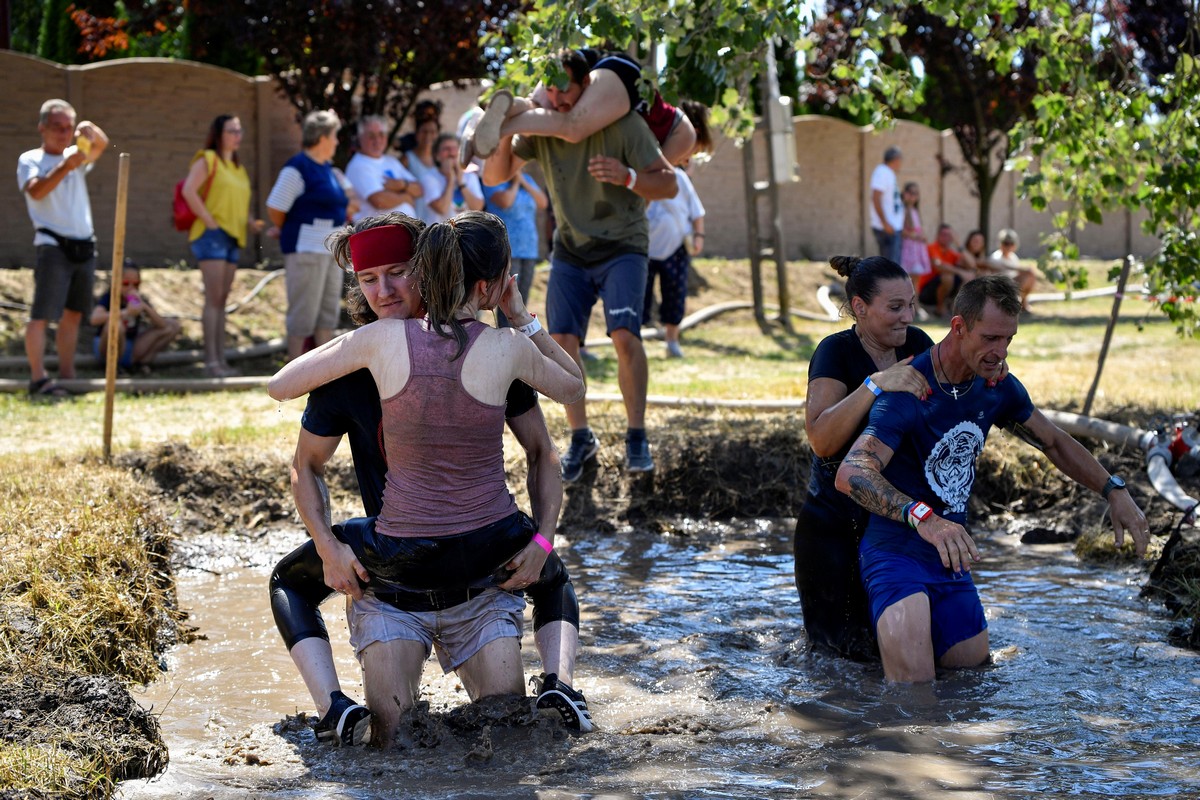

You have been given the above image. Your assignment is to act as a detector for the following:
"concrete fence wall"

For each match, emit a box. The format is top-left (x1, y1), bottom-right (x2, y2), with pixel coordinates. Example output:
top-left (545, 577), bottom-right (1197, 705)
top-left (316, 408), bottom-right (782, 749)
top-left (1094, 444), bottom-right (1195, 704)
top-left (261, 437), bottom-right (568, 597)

top-left (1, 51), bottom-right (1156, 271)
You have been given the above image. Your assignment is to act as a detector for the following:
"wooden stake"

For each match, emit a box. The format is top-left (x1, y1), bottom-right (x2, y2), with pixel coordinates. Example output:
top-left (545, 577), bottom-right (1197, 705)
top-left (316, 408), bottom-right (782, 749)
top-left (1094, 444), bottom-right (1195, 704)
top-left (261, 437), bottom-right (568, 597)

top-left (103, 153), bottom-right (131, 463)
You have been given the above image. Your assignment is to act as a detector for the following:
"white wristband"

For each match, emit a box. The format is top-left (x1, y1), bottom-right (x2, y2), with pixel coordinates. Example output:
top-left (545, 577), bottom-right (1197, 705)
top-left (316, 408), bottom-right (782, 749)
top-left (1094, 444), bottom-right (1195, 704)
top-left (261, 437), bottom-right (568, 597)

top-left (518, 315), bottom-right (542, 337)
top-left (625, 167), bottom-right (637, 190)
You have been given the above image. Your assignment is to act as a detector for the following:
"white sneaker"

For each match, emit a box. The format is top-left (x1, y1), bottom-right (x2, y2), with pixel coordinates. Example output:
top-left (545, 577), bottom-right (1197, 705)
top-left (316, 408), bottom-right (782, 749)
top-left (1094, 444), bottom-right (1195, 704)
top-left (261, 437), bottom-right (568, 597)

top-left (665, 340), bottom-right (684, 358)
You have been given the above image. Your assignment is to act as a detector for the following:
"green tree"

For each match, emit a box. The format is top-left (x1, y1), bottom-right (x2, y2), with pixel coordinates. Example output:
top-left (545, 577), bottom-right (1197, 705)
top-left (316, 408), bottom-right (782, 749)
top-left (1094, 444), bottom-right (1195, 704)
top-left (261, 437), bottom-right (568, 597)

top-left (814, 0), bottom-right (1199, 336)
top-left (37, 0), bottom-right (80, 63)
top-left (809, 2), bottom-right (1046, 239)
top-left (227, 0), bottom-right (521, 155)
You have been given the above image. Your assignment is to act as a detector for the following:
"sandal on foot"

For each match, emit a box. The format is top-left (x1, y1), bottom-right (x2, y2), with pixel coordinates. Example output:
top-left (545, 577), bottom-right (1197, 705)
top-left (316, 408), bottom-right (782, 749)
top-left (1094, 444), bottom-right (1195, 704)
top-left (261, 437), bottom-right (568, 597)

top-left (28, 377), bottom-right (70, 399)
top-left (472, 89), bottom-right (513, 159)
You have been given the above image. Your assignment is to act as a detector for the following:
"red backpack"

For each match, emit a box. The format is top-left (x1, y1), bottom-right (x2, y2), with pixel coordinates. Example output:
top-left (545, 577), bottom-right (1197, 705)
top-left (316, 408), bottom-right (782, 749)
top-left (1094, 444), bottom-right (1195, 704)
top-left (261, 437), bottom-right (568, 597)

top-left (172, 154), bottom-right (216, 231)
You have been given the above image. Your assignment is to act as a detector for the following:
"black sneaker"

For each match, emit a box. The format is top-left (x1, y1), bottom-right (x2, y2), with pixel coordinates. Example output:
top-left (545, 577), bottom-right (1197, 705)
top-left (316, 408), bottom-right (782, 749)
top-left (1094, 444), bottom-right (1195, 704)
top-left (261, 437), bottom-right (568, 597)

top-left (561, 430), bottom-right (599, 484)
top-left (313, 691), bottom-right (372, 746)
top-left (532, 673), bottom-right (594, 733)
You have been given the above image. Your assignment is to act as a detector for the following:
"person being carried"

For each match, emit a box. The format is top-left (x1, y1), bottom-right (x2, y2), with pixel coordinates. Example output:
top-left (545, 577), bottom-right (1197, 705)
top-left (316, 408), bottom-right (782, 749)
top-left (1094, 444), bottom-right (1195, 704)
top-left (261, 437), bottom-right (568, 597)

top-left (482, 49), bottom-right (679, 482)
top-left (464, 48), bottom-right (708, 168)
top-left (268, 212), bottom-right (586, 745)
top-left (835, 275), bottom-right (1150, 683)
top-left (18, 98), bottom-right (109, 398)
top-left (90, 260), bottom-right (182, 374)
top-left (270, 213), bottom-right (592, 746)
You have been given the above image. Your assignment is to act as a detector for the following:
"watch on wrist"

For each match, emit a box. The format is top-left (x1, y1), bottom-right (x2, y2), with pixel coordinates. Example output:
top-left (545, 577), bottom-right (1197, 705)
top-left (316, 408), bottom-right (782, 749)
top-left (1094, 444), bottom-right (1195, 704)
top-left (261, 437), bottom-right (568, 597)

top-left (1101, 474), bottom-right (1126, 500)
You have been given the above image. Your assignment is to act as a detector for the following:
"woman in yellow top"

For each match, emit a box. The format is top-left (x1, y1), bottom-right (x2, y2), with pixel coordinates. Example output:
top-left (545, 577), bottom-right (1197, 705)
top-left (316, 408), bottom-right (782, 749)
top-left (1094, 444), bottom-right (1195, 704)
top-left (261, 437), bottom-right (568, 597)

top-left (181, 114), bottom-right (264, 377)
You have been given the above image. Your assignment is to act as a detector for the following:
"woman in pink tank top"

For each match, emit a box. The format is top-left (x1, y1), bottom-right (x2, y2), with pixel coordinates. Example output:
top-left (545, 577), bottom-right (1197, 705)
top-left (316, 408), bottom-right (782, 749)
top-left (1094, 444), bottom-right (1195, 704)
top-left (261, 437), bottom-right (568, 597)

top-left (269, 212), bottom-right (585, 741)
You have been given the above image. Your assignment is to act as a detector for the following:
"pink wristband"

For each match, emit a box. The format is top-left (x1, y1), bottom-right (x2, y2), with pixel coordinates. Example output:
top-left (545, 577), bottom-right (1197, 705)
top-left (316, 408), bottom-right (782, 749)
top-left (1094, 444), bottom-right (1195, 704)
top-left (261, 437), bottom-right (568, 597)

top-left (533, 533), bottom-right (553, 553)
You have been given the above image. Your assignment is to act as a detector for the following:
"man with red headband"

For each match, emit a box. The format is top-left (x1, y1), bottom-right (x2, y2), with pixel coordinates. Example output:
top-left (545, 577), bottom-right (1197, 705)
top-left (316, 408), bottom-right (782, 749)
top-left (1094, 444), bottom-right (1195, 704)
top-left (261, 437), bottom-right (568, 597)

top-left (270, 213), bottom-right (591, 746)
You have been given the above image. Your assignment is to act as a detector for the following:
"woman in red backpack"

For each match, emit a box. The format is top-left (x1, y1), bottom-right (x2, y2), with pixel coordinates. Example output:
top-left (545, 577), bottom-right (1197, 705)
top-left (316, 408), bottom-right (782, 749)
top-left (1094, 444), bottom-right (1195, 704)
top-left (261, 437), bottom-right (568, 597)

top-left (179, 114), bottom-right (264, 377)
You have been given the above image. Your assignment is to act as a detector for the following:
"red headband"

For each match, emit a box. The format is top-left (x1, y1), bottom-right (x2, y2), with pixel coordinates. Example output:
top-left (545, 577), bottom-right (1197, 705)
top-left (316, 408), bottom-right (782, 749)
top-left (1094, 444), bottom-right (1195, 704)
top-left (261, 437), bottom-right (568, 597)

top-left (348, 225), bottom-right (415, 272)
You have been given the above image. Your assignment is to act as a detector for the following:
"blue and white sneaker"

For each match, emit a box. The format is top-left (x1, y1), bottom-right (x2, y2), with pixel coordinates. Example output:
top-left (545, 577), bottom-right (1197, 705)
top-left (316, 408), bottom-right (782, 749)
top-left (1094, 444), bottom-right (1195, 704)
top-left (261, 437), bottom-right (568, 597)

top-left (562, 430), bottom-right (599, 484)
top-left (624, 438), bottom-right (654, 473)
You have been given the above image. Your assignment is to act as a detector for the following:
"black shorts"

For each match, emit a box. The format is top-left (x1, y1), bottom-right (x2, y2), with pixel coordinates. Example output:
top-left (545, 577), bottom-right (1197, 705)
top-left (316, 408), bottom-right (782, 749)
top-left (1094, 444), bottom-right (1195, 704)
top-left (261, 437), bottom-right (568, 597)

top-left (594, 54), bottom-right (649, 115)
top-left (338, 511), bottom-right (537, 593)
top-left (30, 245), bottom-right (96, 321)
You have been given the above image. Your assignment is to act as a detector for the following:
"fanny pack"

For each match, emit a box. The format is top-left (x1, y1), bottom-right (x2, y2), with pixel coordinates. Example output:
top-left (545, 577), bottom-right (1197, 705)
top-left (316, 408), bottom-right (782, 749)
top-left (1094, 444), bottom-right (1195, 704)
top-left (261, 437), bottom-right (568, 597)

top-left (37, 228), bottom-right (95, 263)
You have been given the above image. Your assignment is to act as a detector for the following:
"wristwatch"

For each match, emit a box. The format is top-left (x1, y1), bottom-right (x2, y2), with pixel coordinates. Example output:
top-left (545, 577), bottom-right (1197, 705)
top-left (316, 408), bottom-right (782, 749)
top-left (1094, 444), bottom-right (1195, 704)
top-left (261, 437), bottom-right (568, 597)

top-left (1101, 474), bottom-right (1127, 500)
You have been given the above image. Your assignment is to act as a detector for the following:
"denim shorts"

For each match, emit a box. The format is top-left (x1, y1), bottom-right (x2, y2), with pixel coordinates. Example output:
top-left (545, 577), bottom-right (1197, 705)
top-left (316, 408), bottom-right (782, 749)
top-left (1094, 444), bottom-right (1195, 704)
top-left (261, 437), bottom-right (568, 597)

top-left (348, 588), bottom-right (525, 672)
top-left (190, 227), bottom-right (241, 263)
top-left (860, 545), bottom-right (988, 659)
top-left (546, 251), bottom-right (648, 339)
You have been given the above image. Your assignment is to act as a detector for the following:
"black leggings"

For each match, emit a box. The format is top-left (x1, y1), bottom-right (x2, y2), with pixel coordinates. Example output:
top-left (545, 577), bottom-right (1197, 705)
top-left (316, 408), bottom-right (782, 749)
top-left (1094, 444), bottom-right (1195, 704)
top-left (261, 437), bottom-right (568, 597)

top-left (793, 492), bottom-right (878, 661)
top-left (270, 513), bottom-right (580, 650)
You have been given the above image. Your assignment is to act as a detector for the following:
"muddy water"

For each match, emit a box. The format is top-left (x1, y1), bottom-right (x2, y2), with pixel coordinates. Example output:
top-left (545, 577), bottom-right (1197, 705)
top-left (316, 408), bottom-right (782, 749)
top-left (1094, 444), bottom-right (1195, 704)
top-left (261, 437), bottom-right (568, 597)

top-left (119, 522), bottom-right (1200, 800)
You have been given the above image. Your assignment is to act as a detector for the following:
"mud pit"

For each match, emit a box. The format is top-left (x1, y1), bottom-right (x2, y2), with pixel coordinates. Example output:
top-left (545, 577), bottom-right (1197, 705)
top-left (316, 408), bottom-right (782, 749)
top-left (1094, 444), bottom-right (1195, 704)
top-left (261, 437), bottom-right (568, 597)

top-left (101, 410), bottom-right (1200, 798)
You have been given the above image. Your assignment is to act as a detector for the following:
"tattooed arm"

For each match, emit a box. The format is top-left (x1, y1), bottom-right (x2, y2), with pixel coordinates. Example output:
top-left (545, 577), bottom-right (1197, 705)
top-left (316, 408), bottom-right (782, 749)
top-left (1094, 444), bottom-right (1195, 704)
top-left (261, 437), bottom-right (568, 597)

top-left (835, 433), bottom-right (981, 573)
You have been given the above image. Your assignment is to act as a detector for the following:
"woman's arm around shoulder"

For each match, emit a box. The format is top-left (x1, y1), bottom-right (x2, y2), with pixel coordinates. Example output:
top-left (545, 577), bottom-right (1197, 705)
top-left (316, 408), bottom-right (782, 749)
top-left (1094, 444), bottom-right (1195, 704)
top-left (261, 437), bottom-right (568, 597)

top-left (268, 321), bottom-right (405, 401)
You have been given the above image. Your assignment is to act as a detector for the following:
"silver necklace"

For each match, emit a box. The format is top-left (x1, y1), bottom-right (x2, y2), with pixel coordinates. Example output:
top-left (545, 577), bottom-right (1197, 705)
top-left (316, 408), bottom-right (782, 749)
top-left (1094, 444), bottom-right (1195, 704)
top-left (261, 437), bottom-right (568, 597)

top-left (933, 342), bottom-right (974, 400)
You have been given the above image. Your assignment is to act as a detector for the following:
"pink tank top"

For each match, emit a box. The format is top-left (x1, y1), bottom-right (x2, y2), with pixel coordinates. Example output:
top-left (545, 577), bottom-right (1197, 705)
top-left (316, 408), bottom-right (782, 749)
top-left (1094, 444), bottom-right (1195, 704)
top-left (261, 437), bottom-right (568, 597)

top-left (375, 318), bottom-right (517, 537)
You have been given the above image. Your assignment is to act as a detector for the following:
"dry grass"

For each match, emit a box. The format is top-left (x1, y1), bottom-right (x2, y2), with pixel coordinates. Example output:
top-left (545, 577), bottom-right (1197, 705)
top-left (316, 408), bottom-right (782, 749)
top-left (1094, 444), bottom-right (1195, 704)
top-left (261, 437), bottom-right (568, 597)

top-left (0, 454), bottom-right (183, 797)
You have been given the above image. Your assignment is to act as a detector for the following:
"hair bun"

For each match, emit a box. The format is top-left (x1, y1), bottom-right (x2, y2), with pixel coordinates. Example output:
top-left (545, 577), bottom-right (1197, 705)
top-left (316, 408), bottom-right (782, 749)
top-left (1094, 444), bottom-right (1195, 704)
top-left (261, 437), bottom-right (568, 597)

top-left (829, 255), bottom-right (860, 278)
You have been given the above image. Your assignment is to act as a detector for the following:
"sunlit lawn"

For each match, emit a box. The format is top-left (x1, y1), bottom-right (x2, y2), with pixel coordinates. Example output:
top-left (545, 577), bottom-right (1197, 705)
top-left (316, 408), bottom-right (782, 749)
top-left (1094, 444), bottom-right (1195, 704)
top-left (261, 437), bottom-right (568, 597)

top-left (2, 257), bottom-right (1195, 459)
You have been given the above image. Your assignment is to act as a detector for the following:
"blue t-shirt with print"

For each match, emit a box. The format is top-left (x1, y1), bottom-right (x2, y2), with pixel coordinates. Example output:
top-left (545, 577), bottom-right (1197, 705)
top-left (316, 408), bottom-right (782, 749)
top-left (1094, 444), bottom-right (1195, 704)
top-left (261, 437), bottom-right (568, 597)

top-left (860, 349), bottom-right (1034, 563)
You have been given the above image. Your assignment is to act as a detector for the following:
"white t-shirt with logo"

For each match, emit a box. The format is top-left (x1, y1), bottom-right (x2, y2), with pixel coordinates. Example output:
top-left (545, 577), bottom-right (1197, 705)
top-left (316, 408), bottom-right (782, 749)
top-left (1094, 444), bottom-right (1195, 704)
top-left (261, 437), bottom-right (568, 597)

top-left (869, 162), bottom-right (903, 231)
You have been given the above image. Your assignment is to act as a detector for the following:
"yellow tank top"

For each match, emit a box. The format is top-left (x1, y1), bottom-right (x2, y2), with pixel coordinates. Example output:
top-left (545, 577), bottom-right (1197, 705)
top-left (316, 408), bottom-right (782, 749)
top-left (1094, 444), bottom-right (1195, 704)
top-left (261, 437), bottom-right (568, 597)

top-left (188, 150), bottom-right (252, 247)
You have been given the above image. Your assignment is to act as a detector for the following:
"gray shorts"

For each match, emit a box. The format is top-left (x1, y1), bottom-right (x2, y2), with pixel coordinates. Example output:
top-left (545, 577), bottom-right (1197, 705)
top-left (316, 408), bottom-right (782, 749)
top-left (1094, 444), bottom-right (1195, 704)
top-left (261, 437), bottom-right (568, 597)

top-left (30, 245), bottom-right (96, 321)
top-left (347, 588), bottom-right (525, 673)
top-left (284, 251), bottom-right (344, 337)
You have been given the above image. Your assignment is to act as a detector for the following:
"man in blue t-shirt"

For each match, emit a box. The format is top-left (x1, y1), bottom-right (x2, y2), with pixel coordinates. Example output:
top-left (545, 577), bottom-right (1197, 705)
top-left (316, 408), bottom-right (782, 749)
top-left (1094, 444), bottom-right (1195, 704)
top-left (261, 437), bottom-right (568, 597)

top-left (273, 213), bottom-right (592, 744)
top-left (836, 275), bottom-right (1151, 683)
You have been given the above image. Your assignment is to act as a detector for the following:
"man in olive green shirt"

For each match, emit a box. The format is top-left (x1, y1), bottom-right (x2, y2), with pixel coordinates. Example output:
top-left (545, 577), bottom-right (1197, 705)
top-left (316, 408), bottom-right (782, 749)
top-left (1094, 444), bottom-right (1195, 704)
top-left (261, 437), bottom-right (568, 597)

top-left (482, 51), bottom-right (677, 481)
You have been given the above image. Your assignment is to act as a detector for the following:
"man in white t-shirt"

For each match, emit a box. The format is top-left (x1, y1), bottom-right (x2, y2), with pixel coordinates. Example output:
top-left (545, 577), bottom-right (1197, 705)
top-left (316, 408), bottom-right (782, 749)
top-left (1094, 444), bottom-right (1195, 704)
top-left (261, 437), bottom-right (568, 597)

top-left (344, 115), bottom-right (423, 222)
top-left (869, 146), bottom-right (904, 265)
top-left (17, 98), bottom-right (109, 398)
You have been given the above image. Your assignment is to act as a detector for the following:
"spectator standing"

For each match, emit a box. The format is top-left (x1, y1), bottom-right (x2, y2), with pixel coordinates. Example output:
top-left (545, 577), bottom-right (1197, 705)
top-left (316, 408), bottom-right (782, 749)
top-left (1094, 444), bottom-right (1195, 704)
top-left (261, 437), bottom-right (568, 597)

top-left (417, 133), bottom-right (483, 224)
top-left (644, 161), bottom-right (706, 358)
top-left (483, 166), bottom-right (547, 326)
top-left (90, 261), bottom-right (182, 373)
top-left (18, 99), bottom-right (109, 397)
top-left (266, 110), bottom-right (351, 361)
top-left (344, 115), bottom-right (422, 222)
top-left (869, 147), bottom-right (904, 265)
top-left (181, 114), bottom-right (263, 377)
top-left (402, 110), bottom-right (443, 223)
top-left (898, 182), bottom-right (931, 292)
